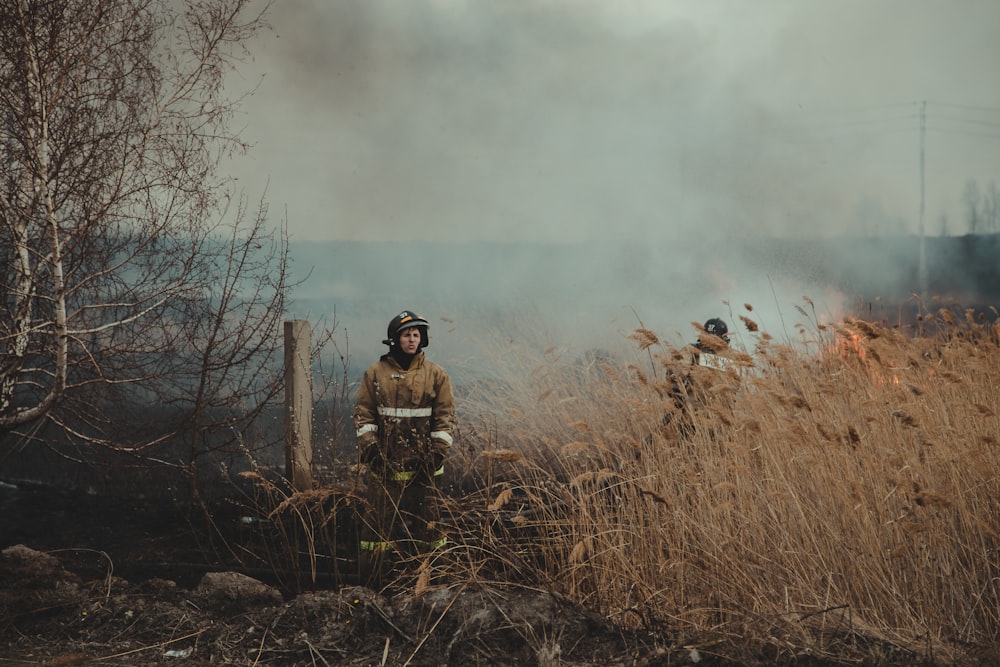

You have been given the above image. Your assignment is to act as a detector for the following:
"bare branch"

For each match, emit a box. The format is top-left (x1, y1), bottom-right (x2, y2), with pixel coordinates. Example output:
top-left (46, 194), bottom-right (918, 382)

top-left (1, 1), bottom-right (298, 498)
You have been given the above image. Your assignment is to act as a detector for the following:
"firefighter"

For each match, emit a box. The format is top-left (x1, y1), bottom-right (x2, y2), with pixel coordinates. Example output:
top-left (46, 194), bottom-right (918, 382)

top-left (685, 318), bottom-right (732, 368)
top-left (665, 318), bottom-right (734, 438)
top-left (353, 309), bottom-right (456, 588)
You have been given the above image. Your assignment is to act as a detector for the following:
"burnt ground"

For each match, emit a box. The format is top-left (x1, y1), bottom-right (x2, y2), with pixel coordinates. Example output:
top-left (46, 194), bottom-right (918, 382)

top-left (0, 482), bottom-right (936, 666)
top-left (0, 482), bottom-right (696, 666)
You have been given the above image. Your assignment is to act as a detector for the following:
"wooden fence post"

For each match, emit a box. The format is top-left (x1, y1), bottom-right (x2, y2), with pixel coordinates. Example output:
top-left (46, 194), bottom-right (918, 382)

top-left (284, 320), bottom-right (313, 491)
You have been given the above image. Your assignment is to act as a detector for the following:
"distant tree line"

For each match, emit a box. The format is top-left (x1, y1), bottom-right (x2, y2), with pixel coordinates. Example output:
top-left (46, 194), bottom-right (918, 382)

top-left (961, 178), bottom-right (1000, 234)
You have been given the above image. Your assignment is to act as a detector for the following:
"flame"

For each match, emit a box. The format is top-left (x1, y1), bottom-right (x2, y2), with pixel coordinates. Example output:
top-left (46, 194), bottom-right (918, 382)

top-left (834, 328), bottom-right (867, 363)
top-left (829, 322), bottom-right (899, 387)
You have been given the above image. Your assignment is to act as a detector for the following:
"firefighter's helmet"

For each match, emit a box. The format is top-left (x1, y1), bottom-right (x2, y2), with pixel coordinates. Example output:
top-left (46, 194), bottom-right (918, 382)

top-left (383, 309), bottom-right (430, 348)
top-left (704, 318), bottom-right (729, 341)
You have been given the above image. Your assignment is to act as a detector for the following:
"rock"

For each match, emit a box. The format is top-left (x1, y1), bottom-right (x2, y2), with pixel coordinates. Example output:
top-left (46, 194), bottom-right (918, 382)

top-left (1, 543), bottom-right (81, 586)
top-left (192, 571), bottom-right (283, 610)
top-left (0, 544), bottom-right (85, 617)
top-left (2, 544), bottom-right (66, 575)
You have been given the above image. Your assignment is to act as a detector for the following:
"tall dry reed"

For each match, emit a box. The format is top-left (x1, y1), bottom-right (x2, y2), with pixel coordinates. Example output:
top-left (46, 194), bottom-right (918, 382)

top-left (443, 303), bottom-right (1000, 663)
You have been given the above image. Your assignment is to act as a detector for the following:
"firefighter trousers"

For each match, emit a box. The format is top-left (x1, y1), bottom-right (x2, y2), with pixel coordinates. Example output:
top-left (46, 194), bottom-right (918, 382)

top-left (358, 463), bottom-right (446, 588)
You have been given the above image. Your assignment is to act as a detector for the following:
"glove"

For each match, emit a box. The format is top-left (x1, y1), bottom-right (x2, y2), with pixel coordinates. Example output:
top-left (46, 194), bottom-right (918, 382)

top-left (408, 454), bottom-right (444, 482)
top-left (362, 443), bottom-right (383, 472)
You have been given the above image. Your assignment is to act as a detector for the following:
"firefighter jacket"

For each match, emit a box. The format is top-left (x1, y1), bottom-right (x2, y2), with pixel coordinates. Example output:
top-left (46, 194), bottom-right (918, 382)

top-left (353, 351), bottom-right (456, 468)
top-left (669, 341), bottom-right (743, 406)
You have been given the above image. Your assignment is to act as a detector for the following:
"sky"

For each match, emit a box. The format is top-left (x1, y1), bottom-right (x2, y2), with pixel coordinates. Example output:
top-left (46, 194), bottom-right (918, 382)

top-left (223, 1), bottom-right (1000, 356)
top-left (227, 0), bottom-right (1000, 245)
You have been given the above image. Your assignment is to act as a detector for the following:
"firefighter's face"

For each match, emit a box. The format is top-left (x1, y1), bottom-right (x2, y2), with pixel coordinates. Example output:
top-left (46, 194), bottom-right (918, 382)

top-left (398, 327), bottom-right (421, 354)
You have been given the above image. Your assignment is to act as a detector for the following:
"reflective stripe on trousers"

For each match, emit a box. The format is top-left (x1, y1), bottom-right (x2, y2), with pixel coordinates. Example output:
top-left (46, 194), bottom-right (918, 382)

top-left (385, 464), bottom-right (445, 482)
top-left (359, 536), bottom-right (448, 552)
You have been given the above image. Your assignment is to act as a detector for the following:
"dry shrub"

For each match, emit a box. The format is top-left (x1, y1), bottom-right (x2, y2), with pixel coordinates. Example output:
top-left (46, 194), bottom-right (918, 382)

top-left (444, 305), bottom-right (1000, 665)
top-left (232, 472), bottom-right (364, 591)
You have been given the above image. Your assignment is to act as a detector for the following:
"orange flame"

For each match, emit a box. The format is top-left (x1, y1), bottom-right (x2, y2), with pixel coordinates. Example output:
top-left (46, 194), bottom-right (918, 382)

top-left (830, 323), bottom-right (899, 387)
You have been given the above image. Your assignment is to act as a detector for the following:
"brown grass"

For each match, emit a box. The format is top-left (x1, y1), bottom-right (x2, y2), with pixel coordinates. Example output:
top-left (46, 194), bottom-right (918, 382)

top-left (441, 304), bottom-right (1000, 664)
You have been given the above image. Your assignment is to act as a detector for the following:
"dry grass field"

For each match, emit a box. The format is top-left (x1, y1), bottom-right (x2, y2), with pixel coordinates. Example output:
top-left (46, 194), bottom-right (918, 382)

top-left (431, 302), bottom-right (1000, 664)
top-left (4, 302), bottom-right (998, 665)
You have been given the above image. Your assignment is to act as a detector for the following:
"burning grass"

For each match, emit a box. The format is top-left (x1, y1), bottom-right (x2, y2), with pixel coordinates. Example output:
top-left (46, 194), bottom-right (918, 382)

top-left (436, 303), bottom-right (1000, 664)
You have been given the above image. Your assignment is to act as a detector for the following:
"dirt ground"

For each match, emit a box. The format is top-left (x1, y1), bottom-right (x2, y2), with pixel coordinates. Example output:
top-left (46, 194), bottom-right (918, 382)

top-left (1, 541), bottom-right (766, 667)
top-left (4, 541), bottom-right (907, 667)
top-left (0, 482), bottom-right (929, 667)
top-left (0, 482), bottom-right (710, 666)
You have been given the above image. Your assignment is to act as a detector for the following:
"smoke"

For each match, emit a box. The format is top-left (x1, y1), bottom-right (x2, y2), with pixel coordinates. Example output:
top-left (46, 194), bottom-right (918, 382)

top-left (229, 1), bottom-right (1000, 364)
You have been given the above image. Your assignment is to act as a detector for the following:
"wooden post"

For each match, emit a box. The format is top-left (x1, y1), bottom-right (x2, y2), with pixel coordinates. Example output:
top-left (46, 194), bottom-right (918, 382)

top-left (284, 320), bottom-right (313, 491)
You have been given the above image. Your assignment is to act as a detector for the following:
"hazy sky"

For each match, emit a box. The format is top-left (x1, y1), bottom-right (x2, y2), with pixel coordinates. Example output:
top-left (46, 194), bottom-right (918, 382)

top-left (227, 0), bottom-right (1000, 244)
top-left (221, 1), bottom-right (1000, 357)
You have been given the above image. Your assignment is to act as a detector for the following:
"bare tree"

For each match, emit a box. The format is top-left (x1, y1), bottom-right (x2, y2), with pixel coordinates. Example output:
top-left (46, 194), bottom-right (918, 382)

top-left (962, 179), bottom-right (982, 234)
top-left (938, 212), bottom-right (949, 236)
top-left (985, 180), bottom-right (999, 233)
top-left (0, 0), bottom-right (297, 489)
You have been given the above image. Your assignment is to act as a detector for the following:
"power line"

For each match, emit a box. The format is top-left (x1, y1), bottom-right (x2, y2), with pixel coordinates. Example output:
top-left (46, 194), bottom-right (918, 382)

top-left (775, 101), bottom-right (1000, 144)
top-left (925, 101), bottom-right (1000, 116)
top-left (789, 101), bottom-right (917, 115)
top-left (825, 114), bottom-right (918, 128)
top-left (926, 126), bottom-right (1000, 142)
top-left (934, 114), bottom-right (1000, 130)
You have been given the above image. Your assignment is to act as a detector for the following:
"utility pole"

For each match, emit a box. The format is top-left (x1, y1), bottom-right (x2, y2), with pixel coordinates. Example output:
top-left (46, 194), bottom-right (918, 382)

top-left (918, 100), bottom-right (928, 299)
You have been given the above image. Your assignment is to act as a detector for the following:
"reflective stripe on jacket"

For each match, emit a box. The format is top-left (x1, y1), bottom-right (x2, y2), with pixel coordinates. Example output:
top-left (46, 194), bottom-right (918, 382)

top-left (353, 351), bottom-right (456, 461)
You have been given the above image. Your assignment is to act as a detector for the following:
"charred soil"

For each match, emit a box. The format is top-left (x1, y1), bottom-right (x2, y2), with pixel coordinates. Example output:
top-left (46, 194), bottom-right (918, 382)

top-left (0, 483), bottom-right (940, 666)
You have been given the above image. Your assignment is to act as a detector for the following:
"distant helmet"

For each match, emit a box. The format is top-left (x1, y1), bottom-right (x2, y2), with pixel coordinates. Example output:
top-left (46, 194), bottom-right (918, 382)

top-left (383, 309), bottom-right (430, 348)
top-left (704, 318), bottom-right (729, 340)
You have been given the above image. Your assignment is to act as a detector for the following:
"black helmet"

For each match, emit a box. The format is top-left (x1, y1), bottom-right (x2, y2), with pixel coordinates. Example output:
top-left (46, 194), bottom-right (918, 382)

top-left (704, 318), bottom-right (729, 340)
top-left (383, 309), bottom-right (430, 348)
